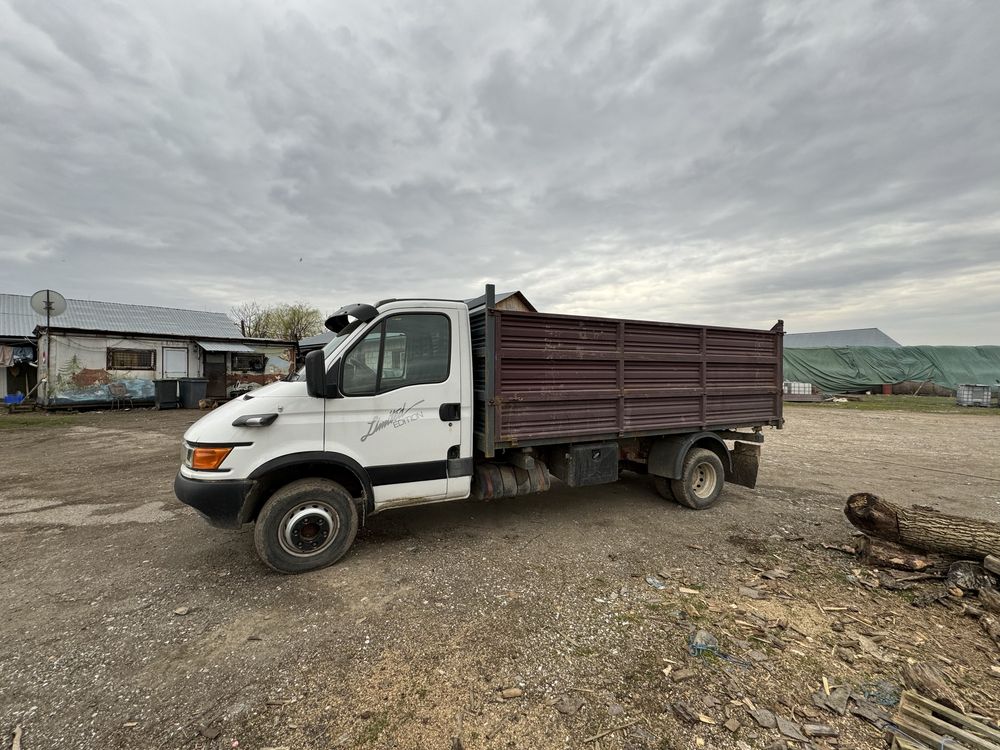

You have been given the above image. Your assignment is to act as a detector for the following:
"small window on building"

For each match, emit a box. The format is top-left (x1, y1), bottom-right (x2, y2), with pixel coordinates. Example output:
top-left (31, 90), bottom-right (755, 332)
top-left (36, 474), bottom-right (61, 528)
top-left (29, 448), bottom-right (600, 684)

top-left (232, 353), bottom-right (265, 373)
top-left (107, 348), bottom-right (156, 371)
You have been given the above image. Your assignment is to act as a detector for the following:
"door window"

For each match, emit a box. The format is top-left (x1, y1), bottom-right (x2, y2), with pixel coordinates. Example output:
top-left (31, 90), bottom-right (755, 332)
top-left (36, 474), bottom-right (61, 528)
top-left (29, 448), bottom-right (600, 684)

top-left (340, 314), bottom-right (451, 396)
top-left (341, 327), bottom-right (382, 396)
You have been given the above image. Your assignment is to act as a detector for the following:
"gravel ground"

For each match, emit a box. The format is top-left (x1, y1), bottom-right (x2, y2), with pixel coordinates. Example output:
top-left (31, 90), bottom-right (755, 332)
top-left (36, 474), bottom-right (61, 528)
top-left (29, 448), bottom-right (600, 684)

top-left (1, 404), bottom-right (999, 750)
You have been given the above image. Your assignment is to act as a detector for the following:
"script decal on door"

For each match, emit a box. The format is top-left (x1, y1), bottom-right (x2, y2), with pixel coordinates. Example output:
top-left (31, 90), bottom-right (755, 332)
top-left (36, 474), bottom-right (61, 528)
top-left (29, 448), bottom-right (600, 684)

top-left (360, 400), bottom-right (425, 442)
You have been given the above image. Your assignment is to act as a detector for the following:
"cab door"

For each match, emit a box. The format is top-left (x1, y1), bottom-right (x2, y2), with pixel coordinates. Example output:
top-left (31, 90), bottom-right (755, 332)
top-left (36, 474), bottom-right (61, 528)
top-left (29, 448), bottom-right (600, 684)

top-left (325, 308), bottom-right (464, 508)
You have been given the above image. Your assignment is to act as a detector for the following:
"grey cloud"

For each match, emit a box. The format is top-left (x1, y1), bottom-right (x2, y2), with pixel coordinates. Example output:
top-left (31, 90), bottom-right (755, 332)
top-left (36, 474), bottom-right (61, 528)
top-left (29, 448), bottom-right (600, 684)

top-left (1, 0), bottom-right (998, 343)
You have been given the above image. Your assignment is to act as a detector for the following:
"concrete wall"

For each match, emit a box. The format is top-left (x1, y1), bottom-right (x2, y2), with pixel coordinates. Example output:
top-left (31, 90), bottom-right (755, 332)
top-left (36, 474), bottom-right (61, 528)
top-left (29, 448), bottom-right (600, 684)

top-left (38, 332), bottom-right (203, 405)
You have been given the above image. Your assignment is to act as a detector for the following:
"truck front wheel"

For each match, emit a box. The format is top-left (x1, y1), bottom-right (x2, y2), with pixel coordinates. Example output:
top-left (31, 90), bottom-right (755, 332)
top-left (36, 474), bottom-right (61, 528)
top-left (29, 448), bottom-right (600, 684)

top-left (253, 479), bottom-right (359, 574)
top-left (670, 448), bottom-right (724, 510)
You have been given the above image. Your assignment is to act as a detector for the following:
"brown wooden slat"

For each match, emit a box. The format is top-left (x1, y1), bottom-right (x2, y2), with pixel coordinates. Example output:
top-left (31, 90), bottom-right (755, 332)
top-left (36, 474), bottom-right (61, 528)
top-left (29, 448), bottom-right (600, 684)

top-left (497, 387), bottom-right (780, 402)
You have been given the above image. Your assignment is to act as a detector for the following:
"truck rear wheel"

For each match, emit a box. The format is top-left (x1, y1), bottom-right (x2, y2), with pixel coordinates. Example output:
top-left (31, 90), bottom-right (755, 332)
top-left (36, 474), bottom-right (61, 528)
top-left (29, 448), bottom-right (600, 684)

top-left (253, 478), bottom-right (358, 574)
top-left (652, 476), bottom-right (676, 501)
top-left (670, 448), bottom-right (724, 510)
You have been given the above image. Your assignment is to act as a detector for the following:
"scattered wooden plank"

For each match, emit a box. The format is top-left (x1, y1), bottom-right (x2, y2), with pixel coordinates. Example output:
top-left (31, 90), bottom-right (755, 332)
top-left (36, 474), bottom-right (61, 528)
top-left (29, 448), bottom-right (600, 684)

top-left (888, 690), bottom-right (1000, 750)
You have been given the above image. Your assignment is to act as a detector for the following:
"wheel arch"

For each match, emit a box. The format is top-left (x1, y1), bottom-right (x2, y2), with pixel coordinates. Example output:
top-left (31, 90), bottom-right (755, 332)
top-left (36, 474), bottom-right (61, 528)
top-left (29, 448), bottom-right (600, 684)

top-left (648, 432), bottom-right (732, 480)
top-left (243, 452), bottom-right (373, 523)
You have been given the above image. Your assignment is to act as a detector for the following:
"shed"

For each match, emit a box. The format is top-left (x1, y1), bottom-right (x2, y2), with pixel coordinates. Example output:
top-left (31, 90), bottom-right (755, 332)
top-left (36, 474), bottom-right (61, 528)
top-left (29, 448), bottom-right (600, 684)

top-left (0, 294), bottom-right (40, 400)
top-left (0, 293), bottom-right (294, 406)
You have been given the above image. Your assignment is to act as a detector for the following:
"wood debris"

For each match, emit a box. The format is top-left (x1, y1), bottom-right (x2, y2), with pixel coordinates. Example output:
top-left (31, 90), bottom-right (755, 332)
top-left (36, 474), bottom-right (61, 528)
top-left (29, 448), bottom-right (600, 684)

top-left (583, 719), bottom-right (642, 744)
top-left (889, 690), bottom-right (1000, 750)
top-left (985, 555), bottom-right (1000, 577)
top-left (901, 662), bottom-right (966, 714)
top-left (802, 723), bottom-right (839, 737)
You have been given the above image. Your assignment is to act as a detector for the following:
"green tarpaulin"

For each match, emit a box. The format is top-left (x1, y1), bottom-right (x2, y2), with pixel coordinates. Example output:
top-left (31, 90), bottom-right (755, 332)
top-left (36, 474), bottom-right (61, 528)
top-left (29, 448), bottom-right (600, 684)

top-left (782, 346), bottom-right (1000, 393)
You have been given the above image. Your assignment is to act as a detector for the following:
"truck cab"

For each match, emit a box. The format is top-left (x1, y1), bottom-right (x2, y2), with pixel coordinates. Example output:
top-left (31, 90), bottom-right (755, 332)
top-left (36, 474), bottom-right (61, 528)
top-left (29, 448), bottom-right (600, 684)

top-left (175, 299), bottom-right (475, 573)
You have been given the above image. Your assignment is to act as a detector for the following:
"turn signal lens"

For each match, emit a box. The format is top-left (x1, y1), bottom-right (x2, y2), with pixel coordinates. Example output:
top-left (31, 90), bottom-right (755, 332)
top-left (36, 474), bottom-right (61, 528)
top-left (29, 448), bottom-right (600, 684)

top-left (190, 447), bottom-right (233, 471)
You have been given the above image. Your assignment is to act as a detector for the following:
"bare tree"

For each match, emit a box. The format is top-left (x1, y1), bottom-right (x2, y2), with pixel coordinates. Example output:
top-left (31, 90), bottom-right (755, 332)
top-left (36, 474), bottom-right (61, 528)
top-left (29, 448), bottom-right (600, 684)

top-left (230, 301), bottom-right (274, 338)
top-left (268, 303), bottom-right (324, 341)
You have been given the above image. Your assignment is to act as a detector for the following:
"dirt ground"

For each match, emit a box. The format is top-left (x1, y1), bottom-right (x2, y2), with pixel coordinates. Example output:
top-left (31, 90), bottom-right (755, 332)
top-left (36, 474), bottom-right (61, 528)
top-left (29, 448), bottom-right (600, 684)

top-left (1, 404), bottom-right (999, 750)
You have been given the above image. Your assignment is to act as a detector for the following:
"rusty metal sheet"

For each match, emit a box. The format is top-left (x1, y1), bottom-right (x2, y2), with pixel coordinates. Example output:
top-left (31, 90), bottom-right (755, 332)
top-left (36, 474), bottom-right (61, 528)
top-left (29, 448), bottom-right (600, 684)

top-left (475, 308), bottom-right (783, 453)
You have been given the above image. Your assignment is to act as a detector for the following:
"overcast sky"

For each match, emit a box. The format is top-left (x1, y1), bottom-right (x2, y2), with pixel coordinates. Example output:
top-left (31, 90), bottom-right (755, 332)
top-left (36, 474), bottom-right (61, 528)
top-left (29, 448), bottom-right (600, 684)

top-left (2, 1), bottom-right (999, 344)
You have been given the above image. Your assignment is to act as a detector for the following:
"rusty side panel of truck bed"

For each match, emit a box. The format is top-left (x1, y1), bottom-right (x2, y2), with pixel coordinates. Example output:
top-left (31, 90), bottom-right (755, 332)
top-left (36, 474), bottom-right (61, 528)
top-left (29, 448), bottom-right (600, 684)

top-left (472, 308), bottom-right (783, 456)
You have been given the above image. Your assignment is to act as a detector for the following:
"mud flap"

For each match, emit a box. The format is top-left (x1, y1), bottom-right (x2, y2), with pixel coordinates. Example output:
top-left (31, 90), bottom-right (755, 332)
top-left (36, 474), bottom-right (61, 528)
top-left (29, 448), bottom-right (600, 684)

top-left (728, 442), bottom-right (760, 489)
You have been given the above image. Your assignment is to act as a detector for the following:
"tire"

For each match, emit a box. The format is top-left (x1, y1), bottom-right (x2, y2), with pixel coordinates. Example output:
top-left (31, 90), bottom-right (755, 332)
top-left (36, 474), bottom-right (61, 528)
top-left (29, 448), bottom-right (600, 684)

top-left (670, 448), bottom-right (725, 510)
top-left (652, 476), bottom-right (676, 501)
top-left (253, 478), bottom-right (359, 574)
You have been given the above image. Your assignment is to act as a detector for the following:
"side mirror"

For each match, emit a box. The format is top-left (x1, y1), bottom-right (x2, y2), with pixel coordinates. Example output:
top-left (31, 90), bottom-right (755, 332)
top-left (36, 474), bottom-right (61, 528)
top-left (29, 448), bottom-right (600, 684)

top-left (305, 349), bottom-right (340, 398)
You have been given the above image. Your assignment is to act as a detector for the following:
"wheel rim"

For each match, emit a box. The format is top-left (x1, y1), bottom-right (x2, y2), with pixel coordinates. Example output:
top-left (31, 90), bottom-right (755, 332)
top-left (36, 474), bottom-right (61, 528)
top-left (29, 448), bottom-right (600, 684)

top-left (691, 461), bottom-right (718, 500)
top-left (278, 502), bottom-right (339, 557)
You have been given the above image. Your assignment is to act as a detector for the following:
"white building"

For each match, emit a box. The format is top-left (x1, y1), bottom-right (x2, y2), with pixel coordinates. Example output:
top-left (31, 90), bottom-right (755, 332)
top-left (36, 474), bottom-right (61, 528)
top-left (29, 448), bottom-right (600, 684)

top-left (0, 293), bottom-right (294, 406)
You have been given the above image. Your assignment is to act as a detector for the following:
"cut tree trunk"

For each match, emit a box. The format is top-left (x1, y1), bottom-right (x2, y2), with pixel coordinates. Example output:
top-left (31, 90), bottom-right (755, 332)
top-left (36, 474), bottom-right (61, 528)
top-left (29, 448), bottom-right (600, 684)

top-left (845, 493), bottom-right (1000, 559)
top-left (856, 536), bottom-right (951, 573)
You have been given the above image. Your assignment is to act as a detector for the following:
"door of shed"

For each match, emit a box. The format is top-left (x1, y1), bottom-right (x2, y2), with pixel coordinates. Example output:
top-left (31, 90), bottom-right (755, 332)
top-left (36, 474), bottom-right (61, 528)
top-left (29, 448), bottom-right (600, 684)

top-left (204, 353), bottom-right (226, 399)
top-left (163, 347), bottom-right (189, 379)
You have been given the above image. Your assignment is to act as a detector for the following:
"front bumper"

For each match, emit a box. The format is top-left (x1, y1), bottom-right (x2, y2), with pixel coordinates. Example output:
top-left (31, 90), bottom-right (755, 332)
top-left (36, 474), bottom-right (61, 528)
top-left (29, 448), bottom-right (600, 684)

top-left (174, 471), bottom-right (255, 529)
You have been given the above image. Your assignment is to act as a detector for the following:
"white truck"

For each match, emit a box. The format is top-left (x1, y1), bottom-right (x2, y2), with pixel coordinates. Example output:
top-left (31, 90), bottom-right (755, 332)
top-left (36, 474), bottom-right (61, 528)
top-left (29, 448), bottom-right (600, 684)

top-left (175, 286), bottom-right (784, 573)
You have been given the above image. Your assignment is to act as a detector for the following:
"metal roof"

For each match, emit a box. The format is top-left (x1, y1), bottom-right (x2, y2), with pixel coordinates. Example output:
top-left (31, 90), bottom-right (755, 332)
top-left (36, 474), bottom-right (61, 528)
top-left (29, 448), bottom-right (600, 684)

top-left (196, 340), bottom-right (256, 353)
top-left (299, 330), bottom-right (336, 349)
top-left (0, 293), bottom-right (245, 340)
top-left (784, 327), bottom-right (902, 349)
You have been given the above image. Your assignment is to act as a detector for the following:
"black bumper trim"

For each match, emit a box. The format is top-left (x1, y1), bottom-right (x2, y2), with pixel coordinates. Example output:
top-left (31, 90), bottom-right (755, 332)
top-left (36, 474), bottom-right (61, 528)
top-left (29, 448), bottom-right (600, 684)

top-left (174, 472), bottom-right (254, 529)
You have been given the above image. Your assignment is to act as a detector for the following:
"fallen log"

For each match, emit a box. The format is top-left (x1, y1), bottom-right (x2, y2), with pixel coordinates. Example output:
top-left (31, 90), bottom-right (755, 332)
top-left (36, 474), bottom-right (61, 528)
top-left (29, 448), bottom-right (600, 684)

top-left (856, 536), bottom-right (951, 573)
top-left (845, 493), bottom-right (1000, 559)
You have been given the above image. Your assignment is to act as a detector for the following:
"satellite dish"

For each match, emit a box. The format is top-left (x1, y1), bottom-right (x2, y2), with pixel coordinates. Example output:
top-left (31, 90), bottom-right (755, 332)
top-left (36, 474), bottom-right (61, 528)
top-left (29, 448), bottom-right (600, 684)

top-left (30, 289), bottom-right (67, 318)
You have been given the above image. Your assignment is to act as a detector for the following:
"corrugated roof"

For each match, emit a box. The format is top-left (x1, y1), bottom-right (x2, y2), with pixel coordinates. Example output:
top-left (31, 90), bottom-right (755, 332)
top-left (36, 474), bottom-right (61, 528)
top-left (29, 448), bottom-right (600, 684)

top-left (196, 340), bottom-right (256, 353)
top-left (299, 330), bottom-right (336, 349)
top-left (784, 328), bottom-right (902, 349)
top-left (0, 293), bottom-right (245, 340)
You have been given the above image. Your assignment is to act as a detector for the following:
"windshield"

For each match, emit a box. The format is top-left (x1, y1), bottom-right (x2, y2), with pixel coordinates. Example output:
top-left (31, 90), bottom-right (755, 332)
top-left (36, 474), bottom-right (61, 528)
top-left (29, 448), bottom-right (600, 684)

top-left (287, 320), bottom-right (364, 381)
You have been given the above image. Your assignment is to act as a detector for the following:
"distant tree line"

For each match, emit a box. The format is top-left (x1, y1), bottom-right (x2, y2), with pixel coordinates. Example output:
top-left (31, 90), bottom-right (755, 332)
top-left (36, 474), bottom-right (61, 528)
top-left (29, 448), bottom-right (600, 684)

top-left (230, 301), bottom-right (324, 342)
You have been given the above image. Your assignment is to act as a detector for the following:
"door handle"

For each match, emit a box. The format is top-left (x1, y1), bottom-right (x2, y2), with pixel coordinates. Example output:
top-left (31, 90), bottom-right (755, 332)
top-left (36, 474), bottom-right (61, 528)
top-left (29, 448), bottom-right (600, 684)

top-left (439, 403), bottom-right (461, 421)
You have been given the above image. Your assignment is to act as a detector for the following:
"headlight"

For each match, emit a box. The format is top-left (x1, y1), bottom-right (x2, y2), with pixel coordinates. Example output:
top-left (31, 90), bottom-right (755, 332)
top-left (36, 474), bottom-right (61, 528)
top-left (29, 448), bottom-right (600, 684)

top-left (186, 445), bottom-right (233, 471)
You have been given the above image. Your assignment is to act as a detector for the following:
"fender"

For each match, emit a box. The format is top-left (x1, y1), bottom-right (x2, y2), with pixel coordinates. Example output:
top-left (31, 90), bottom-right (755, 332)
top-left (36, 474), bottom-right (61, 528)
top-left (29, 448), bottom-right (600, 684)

top-left (247, 451), bottom-right (375, 514)
top-left (648, 432), bottom-right (732, 480)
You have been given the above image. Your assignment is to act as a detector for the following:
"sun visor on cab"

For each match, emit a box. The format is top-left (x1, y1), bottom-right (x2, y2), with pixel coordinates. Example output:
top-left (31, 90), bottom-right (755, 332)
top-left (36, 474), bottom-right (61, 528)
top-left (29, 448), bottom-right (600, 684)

top-left (324, 303), bottom-right (379, 333)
